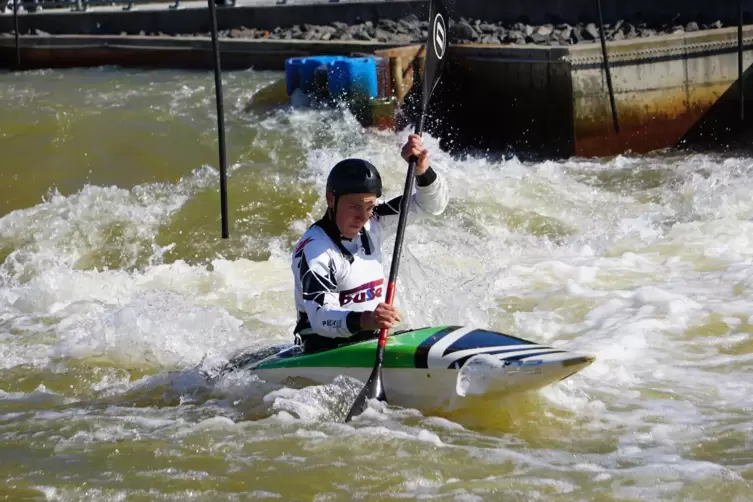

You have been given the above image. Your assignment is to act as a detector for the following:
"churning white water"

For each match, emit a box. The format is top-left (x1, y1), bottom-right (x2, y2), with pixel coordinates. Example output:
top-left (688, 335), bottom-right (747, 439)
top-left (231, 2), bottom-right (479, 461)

top-left (0, 68), bottom-right (752, 500)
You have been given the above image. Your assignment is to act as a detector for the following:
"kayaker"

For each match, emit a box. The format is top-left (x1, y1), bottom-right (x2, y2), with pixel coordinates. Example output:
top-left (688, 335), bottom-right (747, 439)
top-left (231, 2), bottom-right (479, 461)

top-left (291, 134), bottom-right (450, 354)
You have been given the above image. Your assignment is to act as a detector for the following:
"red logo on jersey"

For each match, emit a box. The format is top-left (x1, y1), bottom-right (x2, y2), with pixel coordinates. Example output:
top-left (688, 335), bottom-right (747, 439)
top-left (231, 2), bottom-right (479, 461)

top-left (294, 237), bottom-right (313, 257)
top-left (340, 279), bottom-right (384, 306)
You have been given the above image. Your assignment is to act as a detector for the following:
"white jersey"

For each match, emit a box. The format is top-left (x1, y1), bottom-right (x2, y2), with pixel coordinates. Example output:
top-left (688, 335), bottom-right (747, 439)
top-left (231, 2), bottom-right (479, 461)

top-left (291, 167), bottom-right (449, 339)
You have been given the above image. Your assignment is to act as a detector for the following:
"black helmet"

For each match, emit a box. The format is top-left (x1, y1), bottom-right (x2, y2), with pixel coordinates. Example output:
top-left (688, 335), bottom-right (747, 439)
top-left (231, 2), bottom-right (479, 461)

top-left (326, 158), bottom-right (382, 198)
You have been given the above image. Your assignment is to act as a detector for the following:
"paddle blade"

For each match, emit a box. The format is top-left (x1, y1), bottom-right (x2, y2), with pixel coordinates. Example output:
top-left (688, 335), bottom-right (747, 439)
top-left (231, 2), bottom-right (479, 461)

top-left (421, 0), bottom-right (452, 110)
top-left (344, 363), bottom-right (386, 422)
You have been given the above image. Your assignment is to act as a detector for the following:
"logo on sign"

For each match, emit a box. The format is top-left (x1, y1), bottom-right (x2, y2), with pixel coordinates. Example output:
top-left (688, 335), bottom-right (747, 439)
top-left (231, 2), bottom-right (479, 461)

top-left (433, 13), bottom-right (446, 60)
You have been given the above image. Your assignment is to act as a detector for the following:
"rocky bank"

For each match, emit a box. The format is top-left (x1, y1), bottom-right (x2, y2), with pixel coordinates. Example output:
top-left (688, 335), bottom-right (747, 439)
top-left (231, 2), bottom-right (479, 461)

top-left (204, 16), bottom-right (724, 45)
top-left (6, 14), bottom-right (729, 46)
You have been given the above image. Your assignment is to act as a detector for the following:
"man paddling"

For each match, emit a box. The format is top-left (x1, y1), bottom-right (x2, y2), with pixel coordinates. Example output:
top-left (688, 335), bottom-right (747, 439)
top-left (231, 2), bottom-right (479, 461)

top-left (291, 134), bottom-right (450, 354)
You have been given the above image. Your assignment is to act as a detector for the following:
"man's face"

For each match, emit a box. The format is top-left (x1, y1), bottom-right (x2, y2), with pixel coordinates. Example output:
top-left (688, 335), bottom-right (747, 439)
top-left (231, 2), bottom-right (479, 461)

top-left (328, 192), bottom-right (378, 239)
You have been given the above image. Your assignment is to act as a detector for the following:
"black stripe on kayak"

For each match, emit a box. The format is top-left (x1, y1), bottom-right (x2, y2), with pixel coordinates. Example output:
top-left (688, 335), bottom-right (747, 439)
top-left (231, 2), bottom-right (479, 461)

top-left (449, 349), bottom-right (568, 369)
top-left (414, 326), bottom-right (463, 369)
top-left (441, 328), bottom-right (541, 356)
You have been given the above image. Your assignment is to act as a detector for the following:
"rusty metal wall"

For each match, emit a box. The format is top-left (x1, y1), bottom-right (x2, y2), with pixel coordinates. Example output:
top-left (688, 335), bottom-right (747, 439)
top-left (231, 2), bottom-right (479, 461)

top-left (569, 25), bottom-right (753, 157)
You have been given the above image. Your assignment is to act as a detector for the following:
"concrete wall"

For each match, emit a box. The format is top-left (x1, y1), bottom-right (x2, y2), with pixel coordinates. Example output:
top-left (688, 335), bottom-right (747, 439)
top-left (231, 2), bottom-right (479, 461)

top-left (569, 25), bottom-right (753, 156)
top-left (0, 35), bottom-right (408, 70)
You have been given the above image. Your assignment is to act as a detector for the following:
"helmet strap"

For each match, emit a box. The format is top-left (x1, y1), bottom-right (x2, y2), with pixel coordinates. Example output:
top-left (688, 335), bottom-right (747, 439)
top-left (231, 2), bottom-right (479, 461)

top-left (326, 193), bottom-right (339, 223)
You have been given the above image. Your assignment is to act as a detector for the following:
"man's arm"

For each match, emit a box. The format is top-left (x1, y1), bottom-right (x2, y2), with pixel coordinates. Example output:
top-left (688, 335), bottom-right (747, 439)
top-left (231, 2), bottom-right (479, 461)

top-left (373, 166), bottom-right (449, 240)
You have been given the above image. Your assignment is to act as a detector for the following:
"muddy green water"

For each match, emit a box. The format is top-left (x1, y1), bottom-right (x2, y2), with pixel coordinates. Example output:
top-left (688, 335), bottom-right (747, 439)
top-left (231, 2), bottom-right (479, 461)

top-left (1, 67), bottom-right (752, 501)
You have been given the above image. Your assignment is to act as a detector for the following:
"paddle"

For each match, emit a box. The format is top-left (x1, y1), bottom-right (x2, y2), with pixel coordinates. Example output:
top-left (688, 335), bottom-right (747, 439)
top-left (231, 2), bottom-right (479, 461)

top-left (344, 0), bottom-right (452, 423)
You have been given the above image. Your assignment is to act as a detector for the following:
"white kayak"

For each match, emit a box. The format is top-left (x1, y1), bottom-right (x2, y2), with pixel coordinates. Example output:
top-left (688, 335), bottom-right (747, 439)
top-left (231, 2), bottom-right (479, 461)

top-left (214, 325), bottom-right (595, 413)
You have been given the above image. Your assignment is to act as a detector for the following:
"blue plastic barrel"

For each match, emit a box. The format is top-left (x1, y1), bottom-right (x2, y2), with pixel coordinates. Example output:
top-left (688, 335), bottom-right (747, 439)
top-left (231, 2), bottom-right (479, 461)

top-left (328, 57), bottom-right (379, 101)
top-left (284, 57), bottom-right (305, 97)
top-left (299, 56), bottom-right (344, 94)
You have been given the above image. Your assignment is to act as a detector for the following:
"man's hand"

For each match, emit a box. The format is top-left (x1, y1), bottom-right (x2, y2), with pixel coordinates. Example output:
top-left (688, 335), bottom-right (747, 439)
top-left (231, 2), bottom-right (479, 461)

top-left (360, 303), bottom-right (402, 330)
top-left (401, 134), bottom-right (430, 176)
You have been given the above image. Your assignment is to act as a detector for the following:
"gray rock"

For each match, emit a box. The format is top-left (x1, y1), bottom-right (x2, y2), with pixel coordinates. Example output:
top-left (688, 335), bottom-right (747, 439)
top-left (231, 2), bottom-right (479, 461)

top-left (528, 32), bottom-right (549, 44)
top-left (378, 19), bottom-right (399, 33)
top-left (558, 26), bottom-right (572, 42)
top-left (506, 29), bottom-right (526, 44)
top-left (397, 19), bottom-right (417, 35)
top-left (537, 24), bottom-right (553, 37)
top-left (402, 13), bottom-right (419, 25)
top-left (374, 28), bottom-right (393, 41)
top-left (624, 22), bottom-right (638, 39)
top-left (178, 13), bottom-right (727, 47)
top-left (571, 25), bottom-right (586, 43)
top-left (451, 21), bottom-right (478, 41)
top-left (352, 28), bottom-right (372, 41)
top-left (479, 22), bottom-right (497, 34)
top-left (585, 22), bottom-right (600, 40)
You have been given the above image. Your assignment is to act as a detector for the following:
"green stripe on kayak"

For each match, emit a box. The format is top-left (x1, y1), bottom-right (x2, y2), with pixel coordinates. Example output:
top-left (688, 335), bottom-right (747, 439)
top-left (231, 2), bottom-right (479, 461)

top-left (254, 326), bottom-right (452, 370)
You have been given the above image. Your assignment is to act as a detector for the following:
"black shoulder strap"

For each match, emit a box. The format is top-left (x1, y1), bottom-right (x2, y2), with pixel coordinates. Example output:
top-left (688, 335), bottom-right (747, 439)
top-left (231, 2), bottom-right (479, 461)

top-left (312, 213), bottom-right (374, 261)
top-left (313, 217), bottom-right (355, 264)
top-left (360, 228), bottom-right (372, 255)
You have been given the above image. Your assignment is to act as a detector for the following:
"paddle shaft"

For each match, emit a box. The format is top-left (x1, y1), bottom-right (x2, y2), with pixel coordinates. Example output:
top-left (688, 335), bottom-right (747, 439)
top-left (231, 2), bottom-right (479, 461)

top-left (377, 113), bottom-right (427, 349)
